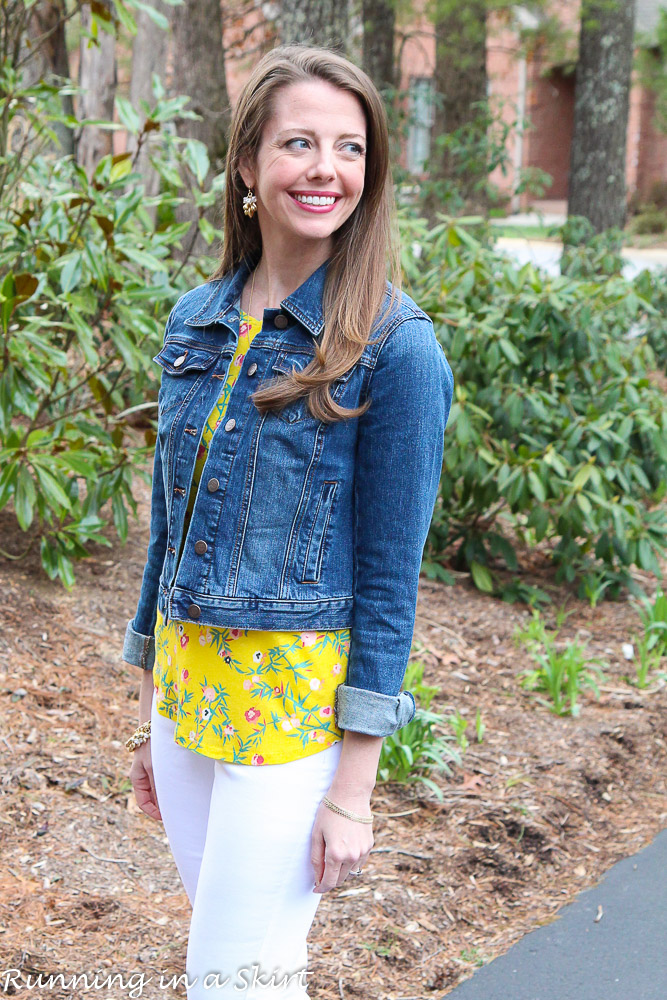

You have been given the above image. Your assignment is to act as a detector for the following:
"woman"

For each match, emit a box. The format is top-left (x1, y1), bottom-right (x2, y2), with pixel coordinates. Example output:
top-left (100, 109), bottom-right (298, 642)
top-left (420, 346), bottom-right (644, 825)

top-left (123, 43), bottom-right (453, 999)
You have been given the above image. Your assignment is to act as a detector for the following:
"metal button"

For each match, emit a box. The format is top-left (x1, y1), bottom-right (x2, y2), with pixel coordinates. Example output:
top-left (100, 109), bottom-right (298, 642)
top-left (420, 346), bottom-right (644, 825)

top-left (194, 540), bottom-right (208, 555)
top-left (173, 354), bottom-right (187, 367)
top-left (207, 477), bottom-right (220, 492)
top-left (274, 313), bottom-right (288, 329)
top-left (224, 418), bottom-right (236, 431)
top-left (187, 603), bottom-right (201, 619)
top-left (247, 362), bottom-right (258, 377)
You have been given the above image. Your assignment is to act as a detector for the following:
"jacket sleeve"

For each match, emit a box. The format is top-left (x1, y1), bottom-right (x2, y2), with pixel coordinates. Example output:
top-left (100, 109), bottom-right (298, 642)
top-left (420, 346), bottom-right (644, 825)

top-left (122, 311), bottom-right (175, 672)
top-left (334, 314), bottom-right (454, 736)
top-left (122, 435), bottom-right (169, 671)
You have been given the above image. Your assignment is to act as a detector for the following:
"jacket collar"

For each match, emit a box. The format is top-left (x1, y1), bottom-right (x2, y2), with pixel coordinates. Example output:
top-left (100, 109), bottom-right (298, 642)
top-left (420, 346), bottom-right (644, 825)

top-left (184, 256), bottom-right (329, 338)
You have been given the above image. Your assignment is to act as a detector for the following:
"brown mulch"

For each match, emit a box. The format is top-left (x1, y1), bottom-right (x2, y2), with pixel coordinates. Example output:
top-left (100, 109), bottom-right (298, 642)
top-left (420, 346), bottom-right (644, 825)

top-left (1, 473), bottom-right (666, 1000)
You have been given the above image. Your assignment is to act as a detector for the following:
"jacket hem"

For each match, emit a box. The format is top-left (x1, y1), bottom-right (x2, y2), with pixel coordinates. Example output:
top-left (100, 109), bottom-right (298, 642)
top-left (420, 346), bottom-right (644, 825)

top-left (162, 589), bottom-right (354, 630)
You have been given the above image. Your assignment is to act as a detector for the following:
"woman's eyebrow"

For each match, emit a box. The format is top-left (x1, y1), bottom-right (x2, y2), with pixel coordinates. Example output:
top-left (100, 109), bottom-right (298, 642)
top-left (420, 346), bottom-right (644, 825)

top-left (274, 127), bottom-right (366, 141)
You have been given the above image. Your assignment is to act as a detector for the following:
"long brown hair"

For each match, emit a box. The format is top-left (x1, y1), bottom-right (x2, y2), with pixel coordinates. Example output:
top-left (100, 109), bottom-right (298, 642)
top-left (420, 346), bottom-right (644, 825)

top-left (210, 43), bottom-right (402, 423)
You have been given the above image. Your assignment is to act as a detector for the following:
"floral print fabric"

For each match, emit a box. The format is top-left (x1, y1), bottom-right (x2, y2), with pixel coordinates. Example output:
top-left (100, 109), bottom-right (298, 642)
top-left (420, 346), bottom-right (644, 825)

top-left (153, 311), bottom-right (349, 764)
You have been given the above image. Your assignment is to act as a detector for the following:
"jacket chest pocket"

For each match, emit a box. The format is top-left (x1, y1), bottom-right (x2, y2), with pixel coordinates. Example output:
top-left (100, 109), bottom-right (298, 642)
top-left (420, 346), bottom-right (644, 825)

top-left (270, 352), bottom-right (355, 424)
top-left (154, 342), bottom-right (224, 417)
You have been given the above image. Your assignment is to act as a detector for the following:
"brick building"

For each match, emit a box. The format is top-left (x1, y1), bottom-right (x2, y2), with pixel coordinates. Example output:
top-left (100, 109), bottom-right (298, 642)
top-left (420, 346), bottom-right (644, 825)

top-left (397, 0), bottom-right (667, 212)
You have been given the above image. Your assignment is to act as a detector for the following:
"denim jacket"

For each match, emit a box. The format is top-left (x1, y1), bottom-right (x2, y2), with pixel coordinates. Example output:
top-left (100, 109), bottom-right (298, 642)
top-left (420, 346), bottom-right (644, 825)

top-left (122, 256), bottom-right (454, 737)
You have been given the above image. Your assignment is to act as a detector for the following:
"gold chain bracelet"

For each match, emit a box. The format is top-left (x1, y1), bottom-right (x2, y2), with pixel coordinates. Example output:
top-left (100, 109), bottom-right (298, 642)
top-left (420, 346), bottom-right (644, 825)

top-left (322, 795), bottom-right (373, 824)
top-left (126, 720), bottom-right (151, 752)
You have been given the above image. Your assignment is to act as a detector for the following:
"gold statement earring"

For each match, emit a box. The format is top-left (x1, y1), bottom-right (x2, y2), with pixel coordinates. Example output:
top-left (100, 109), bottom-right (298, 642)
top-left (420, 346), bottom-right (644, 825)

top-left (243, 188), bottom-right (257, 218)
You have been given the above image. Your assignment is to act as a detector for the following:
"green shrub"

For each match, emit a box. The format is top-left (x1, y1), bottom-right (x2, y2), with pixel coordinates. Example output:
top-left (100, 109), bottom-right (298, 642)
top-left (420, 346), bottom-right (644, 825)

top-left (402, 213), bottom-right (667, 598)
top-left (559, 216), bottom-right (625, 279)
top-left (0, 62), bottom-right (222, 586)
top-left (633, 267), bottom-right (667, 372)
top-left (634, 586), bottom-right (667, 656)
top-left (514, 609), bottom-right (607, 717)
top-left (629, 207), bottom-right (667, 236)
top-left (377, 660), bottom-right (462, 801)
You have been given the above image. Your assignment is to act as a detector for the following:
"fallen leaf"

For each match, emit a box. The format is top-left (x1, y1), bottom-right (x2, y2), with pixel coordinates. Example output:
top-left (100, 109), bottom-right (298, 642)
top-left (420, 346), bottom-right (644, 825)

top-left (460, 773), bottom-right (485, 792)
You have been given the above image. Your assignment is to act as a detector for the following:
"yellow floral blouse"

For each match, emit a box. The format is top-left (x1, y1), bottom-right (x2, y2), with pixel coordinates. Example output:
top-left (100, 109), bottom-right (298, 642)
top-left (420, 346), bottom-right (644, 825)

top-left (153, 310), bottom-right (350, 765)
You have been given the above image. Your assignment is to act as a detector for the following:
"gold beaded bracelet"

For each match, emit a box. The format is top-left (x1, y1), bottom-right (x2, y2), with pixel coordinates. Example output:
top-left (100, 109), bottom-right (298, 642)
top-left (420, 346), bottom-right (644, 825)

top-left (322, 795), bottom-right (373, 824)
top-left (126, 720), bottom-right (151, 752)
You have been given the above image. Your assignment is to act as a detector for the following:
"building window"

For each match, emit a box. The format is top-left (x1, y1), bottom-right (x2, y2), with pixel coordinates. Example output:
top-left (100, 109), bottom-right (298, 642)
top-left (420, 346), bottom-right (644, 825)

top-left (407, 77), bottom-right (435, 174)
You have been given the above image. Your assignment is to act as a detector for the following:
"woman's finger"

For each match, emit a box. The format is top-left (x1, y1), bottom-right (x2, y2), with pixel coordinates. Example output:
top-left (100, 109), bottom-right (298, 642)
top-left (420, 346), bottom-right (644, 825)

top-left (315, 852), bottom-right (343, 894)
top-left (311, 828), bottom-right (325, 889)
top-left (129, 753), bottom-right (162, 821)
top-left (144, 761), bottom-right (162, 820)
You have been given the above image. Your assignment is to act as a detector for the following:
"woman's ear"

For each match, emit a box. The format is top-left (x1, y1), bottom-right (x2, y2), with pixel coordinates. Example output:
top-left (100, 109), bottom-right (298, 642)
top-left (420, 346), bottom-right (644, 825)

top-left (238, 154), bottom-right (256, 190)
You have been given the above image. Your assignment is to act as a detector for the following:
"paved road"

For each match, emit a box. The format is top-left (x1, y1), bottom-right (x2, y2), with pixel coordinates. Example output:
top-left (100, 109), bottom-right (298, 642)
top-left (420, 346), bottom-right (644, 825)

top-left (445, 827), bottom-right (667, 1000)
top-left (495, 236), bottom-right (667, 280)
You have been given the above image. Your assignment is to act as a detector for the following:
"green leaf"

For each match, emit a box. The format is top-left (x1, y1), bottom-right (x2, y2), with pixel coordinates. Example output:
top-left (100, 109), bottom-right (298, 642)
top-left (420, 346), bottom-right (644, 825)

top-left (60, 252), bottom-right (83, 294)
top-left (112, 491), bottom-right (128, 543)
top-left (115, 95), bottom-right (141, 134)
top-left (527, 504), bottom-right (550, 541)
top-left (471, 561), bottom-right (494, 593)
top-left (576, 492), bottom-right (592, 516)
top-left (33, 463), bottom-right (72, 511)
top-left (498, 337), bottom-right (521, 365)
top-left (109, 155), bottom-right (133, 183)
top-left (131, 0), bottom-right (171, 29)
top-left (198, 217), bottom-right (217, 245)
top-left (56, 551), bottom-right (76, 590)
top-left (528, 471), bottom-right (546, 502)
top-left (15, 467), bottom-right (36, 531)
top-left (183, 139), bottom-right (210, 187)
top-left (572, 465), bottom-right (593, 491)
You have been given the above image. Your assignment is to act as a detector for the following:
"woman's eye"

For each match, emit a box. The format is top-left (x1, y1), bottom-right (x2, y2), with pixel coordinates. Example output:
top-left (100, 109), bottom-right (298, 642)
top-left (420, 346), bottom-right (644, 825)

top-left (286, 138), bottom-right (310, 149)
top-left (342, 142), bottom-right (365, 155)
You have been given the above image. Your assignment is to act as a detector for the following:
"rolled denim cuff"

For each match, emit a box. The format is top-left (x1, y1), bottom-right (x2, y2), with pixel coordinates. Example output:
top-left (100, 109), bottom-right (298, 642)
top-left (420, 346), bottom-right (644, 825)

top-left (334, 684), bottom-right (416, 737)
top-left (122, 619), bottom-right (155, 671)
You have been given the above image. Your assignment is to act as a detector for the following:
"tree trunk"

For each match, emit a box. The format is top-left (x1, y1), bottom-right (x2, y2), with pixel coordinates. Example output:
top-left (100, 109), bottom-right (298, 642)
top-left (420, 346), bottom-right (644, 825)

top-left (21, 0), bottom-right (75, 157)
top-left (279, 0), bottom-right (349, 53)
top-left (127, 1), bottom-right (173, 210)
top-left (362, 0), bottom-right (396, 93)
top-left (77, 0), bottom-right (117, 173)
top-left (77, 0), bottom-right (118, 176)
top-left (170, 0), bottom-right (231, 260)
top-left (568, 0), bottom-right (637, 232)
top-left (423, 0), bottom-right (488, 224)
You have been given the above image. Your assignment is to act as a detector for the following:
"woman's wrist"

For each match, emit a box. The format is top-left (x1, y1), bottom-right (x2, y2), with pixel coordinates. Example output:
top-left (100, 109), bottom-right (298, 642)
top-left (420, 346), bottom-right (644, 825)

top-left (328, 730), bottom-right (383, 800)
top-left (138, 669), bottom-right (154, 725)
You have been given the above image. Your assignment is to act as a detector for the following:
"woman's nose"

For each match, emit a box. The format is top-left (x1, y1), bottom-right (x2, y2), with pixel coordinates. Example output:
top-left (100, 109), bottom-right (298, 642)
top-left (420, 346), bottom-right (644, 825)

top-left (307, 147), bottom-right (336, 180)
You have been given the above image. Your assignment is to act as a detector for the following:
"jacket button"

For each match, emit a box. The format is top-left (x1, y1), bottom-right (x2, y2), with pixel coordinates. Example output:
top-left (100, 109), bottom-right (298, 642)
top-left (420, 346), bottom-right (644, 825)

top-left (224, 418), bottom-right (236, 431)
top-left (207, 477), bottom-right (220, 492)
top-left (247, 362), bottom-right (258, 377)
top-left (274, 313), bottom-right (288, 329)
top-left (173, 354), bottom-right (187, 367)
top-left (194, 539), bottom-right (208, 555)
top-left (187, 603), bottom-right (201, 619)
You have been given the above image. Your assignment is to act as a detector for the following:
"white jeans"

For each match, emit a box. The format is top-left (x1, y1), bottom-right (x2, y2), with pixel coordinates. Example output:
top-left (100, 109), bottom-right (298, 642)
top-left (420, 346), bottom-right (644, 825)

top-left (150, 699), bottom-right (343, 1000)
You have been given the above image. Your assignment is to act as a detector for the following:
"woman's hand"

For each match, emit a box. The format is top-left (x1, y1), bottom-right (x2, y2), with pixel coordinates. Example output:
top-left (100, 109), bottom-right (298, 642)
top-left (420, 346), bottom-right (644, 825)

top-left (310, 792), bottom-right (373, 893)
top-left (128, 738), bottom-right (162, 821)
top-left (127, 670), bottom-right (161, 820)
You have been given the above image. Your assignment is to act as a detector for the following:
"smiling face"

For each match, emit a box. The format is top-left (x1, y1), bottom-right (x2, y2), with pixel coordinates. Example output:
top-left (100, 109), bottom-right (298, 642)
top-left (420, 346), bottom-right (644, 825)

top-left (238, 78), bottom-right (367, 258)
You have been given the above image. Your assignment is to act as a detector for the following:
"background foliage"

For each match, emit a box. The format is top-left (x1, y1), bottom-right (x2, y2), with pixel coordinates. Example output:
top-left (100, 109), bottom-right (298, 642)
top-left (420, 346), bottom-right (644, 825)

top-left (0, 63), bottom-right (221, 585)
top-left (400, 213), bottom-right (667, 601)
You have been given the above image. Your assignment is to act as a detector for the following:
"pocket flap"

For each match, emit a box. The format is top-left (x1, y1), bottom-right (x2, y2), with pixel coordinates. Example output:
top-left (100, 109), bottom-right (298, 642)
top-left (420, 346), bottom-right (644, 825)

top-left (153, 342), bottom-right (221, 374)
